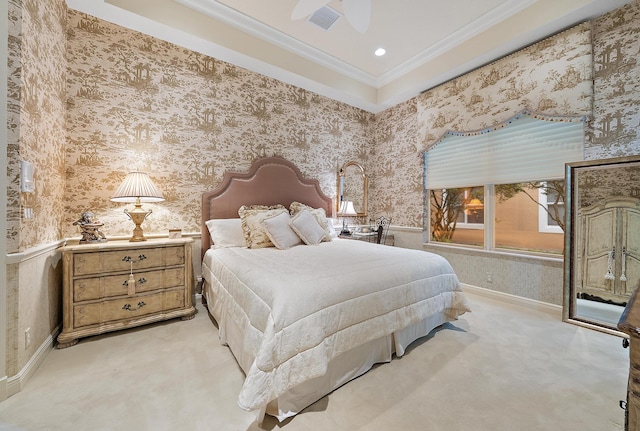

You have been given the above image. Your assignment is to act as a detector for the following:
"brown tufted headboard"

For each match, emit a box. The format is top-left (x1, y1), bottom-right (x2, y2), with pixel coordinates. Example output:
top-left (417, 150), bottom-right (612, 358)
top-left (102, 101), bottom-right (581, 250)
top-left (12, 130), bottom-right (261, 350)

top-left (201, 156), bottom-right (333, 259)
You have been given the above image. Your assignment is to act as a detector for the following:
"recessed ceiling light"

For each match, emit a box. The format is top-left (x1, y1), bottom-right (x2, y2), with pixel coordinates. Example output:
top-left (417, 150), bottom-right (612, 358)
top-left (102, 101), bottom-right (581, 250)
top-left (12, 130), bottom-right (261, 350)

top-left (374, 48), bottom-right (386, 57)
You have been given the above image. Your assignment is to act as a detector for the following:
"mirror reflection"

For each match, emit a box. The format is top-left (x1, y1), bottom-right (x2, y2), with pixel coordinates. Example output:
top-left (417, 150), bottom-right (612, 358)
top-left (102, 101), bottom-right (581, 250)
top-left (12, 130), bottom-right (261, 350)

top-left (565, 156), bottom-right (640, 331)
top-left (337, 161), bottom-right (368, 218)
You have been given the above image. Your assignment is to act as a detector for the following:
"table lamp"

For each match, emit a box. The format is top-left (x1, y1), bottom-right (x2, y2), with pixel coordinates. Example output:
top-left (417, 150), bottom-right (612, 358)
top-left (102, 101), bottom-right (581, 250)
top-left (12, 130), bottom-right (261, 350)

top-left (111, 171), bottom-right (164, 242)
top-left (339, 200), bottom-right (357, 235)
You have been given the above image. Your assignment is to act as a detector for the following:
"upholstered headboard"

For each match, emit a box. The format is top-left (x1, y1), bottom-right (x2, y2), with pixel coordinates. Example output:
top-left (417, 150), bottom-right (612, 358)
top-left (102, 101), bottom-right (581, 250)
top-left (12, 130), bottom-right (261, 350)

top-left (201, 156), bottom-right (333, 258)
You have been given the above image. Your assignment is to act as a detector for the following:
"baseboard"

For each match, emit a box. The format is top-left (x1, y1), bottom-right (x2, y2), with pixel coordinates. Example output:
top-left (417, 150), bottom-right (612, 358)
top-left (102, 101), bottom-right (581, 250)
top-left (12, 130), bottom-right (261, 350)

top-left (461, 283), bottom-right (562, 319)
top-left (0, 376), bottom-right (7, 402)
top-left (6, 330), bottom-right (56, 398)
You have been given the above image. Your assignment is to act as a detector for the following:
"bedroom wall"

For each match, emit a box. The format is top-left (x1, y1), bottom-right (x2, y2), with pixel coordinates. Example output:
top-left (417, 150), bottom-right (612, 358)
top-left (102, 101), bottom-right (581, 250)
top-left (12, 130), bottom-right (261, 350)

top-left (590, 0), bottom-right (640, 160)
top-left (5, 0), bottom-right (67, 385)
top-left (63, 9), bottom-right (373, 240)
top-left (373, 0), bottom-right (640, 305)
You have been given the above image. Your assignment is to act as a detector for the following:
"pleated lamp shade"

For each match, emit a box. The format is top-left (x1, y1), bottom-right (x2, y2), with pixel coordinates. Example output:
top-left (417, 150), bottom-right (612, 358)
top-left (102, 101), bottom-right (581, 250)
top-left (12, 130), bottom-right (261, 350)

top-left (111, 171), bottom-right (164, 242)
top-left (111, 171), bottom-right (165, 203)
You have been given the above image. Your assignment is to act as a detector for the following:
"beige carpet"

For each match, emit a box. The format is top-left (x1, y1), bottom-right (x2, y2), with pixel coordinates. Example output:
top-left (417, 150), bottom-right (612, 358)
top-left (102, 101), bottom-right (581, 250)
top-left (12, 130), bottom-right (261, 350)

top-left (0, 291), bottom-right (629, 431)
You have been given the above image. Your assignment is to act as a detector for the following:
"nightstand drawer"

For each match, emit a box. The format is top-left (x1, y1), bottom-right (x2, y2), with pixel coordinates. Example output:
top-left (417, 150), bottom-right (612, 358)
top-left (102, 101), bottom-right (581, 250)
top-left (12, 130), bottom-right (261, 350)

top-left (73, 289), bottom-right (186, 328)
top-left (73, 246), bottom-right (185, 276)
top-left (73, 267), bottom-right (186, 302)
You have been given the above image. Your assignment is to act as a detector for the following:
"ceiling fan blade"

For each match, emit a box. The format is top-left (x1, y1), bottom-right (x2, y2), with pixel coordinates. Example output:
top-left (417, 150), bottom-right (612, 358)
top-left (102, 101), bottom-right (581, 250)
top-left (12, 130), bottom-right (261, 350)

top-left (343, 0), bottom-right (371, 33)
top-left (291, 0), bottom-right (332, 20)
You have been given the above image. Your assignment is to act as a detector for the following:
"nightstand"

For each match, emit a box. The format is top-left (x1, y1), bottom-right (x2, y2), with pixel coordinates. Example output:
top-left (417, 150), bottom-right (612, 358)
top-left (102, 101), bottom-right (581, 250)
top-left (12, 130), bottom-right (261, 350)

top-left (57, 237), bottom-right (196, 348)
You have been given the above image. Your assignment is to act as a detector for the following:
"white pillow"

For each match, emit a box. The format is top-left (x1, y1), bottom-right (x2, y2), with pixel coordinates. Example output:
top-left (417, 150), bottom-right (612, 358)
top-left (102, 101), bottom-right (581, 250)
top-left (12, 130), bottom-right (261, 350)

top-left (261, 212), bottom-right (302, 250)
top-left (289, 201), bottom-right (332, 242)
top-left (326, 218), bottom-right (339, 238)
top-left (289, 209), bottom-right (326, 245)
top-left (205, 219), bottom-right (246, 248)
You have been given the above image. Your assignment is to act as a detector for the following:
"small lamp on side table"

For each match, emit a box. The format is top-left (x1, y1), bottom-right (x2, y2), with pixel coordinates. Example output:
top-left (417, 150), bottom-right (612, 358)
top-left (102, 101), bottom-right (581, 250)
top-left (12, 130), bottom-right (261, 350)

top-left (338, 200), bottom-right (357, 236)
top-left (111, 171), bottom-right (164, 242)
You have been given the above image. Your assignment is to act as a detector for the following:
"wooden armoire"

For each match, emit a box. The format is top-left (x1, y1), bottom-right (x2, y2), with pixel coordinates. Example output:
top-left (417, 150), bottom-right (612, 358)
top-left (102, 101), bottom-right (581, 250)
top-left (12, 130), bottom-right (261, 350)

top-left (577, 197), bottom-right (640, 305)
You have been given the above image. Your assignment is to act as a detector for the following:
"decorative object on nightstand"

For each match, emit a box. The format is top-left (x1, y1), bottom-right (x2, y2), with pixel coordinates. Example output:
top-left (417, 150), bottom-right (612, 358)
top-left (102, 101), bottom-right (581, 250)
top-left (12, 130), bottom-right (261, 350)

top-left (338, 200), bottom-right (357, 236)
top-left (56, 237), bottom-right (196, 348)
top-left (73, 211), bottom-right (107, 244)
top-left (111, 171), bottom-right (164, 242)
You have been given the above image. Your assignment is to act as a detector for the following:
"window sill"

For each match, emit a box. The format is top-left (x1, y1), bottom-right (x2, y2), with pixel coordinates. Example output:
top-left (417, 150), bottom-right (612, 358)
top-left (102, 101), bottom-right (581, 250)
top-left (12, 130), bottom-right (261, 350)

top-left (422, 241), bottom-right (563, 263)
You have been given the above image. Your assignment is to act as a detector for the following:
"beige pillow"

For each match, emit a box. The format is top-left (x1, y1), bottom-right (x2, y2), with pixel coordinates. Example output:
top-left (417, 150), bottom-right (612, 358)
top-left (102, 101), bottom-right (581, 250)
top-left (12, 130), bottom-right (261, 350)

top-left (238, 205), bottom-right (287, 249)
top-left (262, 211), bottom-right (302, 250)
top-left (289, 201), bottom-right (332, 242)
top-left (289, 209), bottom-right (326, 245)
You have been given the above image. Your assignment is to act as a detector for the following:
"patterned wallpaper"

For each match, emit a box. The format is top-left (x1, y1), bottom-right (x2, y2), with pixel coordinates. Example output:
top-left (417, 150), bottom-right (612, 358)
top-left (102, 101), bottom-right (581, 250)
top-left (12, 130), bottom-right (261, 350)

top-left (369, 98), bottom-right (420, 227)
top-left (6, 0), bottom-right (67, 253)
top-left (417, 23), bottom-right (593, 151)
top-left (371, 23), bottom-right (594, 229)
top-left (577, 164), bottom-right (640, 209)
top-left (591, 1), bottom-right (640, 160)
top-left (64, 10), bottom-right (373, 239)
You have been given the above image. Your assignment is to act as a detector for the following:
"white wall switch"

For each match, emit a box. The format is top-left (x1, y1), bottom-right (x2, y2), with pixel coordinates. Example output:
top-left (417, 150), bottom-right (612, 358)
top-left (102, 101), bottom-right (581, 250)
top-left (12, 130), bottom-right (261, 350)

top-left (20, 160), bottom-right (35, 193)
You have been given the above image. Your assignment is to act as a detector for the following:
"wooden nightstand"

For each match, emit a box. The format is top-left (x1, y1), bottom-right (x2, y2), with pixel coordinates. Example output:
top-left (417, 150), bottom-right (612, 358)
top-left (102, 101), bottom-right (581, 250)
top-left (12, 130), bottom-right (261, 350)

top-left (57, 238), bottom-right (196, 348)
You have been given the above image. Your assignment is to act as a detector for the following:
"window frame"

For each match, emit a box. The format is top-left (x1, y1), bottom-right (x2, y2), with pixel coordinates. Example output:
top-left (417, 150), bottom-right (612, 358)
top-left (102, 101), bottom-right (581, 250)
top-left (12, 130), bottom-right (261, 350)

top-left (537, 185), bottom-right (564, 234)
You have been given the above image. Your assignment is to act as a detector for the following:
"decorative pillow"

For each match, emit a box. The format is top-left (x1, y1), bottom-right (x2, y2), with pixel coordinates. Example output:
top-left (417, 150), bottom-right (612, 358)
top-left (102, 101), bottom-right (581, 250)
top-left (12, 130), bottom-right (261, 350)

top-left (238, 205), bottom-right (287, 249)
top-left (261, 211), bottom-right (302, 250)
top-left (289, 209), bottom-right (326, 245)
top-left (289, 201), bottom-right (332, 242)
top-left (326, 218), bottom-right (339, 238)
top-left (205, 218), bottom-right (246, 248)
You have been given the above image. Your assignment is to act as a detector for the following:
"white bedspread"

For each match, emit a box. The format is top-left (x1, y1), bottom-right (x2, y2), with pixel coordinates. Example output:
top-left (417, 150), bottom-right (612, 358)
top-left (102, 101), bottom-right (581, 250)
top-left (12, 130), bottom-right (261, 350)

top-left (202, 239), bottom-right (470, 413)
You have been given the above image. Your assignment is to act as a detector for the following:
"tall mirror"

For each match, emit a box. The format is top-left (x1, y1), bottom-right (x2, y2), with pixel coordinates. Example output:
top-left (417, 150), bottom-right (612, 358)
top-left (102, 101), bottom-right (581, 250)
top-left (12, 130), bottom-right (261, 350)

top-left (564, 155), bottom-right (640, 333)
top-left (337, 161), bottom-right (368, 218)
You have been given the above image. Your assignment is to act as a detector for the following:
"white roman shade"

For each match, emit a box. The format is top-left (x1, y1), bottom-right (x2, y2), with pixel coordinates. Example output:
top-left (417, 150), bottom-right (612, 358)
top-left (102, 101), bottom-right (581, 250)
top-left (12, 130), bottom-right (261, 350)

top-left (424, 111), bottom-right (586, 189)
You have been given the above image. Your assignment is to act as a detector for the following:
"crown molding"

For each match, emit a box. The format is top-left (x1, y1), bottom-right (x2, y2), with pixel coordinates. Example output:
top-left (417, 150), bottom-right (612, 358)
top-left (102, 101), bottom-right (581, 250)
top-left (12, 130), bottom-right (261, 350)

top-left (377, 0), bottom-right (536, 87)
top-left (174, 0), bottom-right (379, 86)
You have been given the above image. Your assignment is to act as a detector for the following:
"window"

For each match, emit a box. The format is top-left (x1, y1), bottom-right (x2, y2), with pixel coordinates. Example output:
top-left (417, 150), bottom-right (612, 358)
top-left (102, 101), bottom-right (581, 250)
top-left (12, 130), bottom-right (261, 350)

top-left (430, 187), bottom-right (483, 247)
top-left (494, 181), bottom-right (564, 254)
top-left (424, 111), bottom-right (585, 255)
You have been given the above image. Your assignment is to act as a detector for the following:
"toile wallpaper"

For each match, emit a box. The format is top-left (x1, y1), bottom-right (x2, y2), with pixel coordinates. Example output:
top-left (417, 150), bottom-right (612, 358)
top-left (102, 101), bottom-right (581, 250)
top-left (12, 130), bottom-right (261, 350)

top-left (417, 22), bottom-right (594, 150)
top-left (7, 0), bottom-right (67, 253)
top-left (577, 165), bottom-right (640, 209)
top-left (590, 1), bottom-right (640, 160)
top-left (64, 10), bottom-right (373, 240)
top-left (368, 98), bottom-right (420, 227)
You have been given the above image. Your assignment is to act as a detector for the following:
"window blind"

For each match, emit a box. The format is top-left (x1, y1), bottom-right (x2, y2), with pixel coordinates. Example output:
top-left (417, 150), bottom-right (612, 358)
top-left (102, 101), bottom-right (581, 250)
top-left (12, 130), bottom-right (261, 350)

top-left (424, 112), bottom-right (585, 189)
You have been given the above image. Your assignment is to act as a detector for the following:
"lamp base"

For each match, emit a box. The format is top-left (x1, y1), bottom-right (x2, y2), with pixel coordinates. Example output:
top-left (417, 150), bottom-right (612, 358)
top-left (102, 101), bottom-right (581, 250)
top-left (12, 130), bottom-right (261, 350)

top-left (125, 208), bottom-right (151, 242)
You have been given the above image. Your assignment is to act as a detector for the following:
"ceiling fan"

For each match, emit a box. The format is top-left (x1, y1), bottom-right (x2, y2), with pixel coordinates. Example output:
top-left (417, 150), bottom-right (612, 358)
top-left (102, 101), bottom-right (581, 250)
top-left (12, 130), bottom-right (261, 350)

top-left (291, 0), bottom-right (372, 33)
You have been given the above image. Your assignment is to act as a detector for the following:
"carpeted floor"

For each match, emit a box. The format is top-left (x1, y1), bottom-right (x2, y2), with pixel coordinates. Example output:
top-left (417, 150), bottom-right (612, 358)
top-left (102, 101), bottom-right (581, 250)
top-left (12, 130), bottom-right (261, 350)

top-left (0, 291), bottom-right (630, 431)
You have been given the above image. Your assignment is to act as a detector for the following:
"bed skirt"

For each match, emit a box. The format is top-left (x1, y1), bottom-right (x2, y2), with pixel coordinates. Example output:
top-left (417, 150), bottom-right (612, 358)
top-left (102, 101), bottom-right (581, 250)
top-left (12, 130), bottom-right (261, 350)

top-left (202, 280), bottom-right (451, 422)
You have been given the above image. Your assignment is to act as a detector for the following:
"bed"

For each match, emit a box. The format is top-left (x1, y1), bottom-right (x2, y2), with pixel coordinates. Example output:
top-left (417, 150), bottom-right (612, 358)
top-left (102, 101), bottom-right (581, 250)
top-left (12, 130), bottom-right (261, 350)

top-left (200, 156), bottom-right (470, 422)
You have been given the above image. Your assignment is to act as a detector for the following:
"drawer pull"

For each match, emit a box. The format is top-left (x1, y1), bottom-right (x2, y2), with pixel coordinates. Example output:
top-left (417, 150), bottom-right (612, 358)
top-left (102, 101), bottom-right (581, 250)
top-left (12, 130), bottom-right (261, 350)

top-left (122, 255), bottom-right (147, 264)
top-left (122, 301), bottom-right (146, 311)
top-left (138, 277), bottom-right (147, 285)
